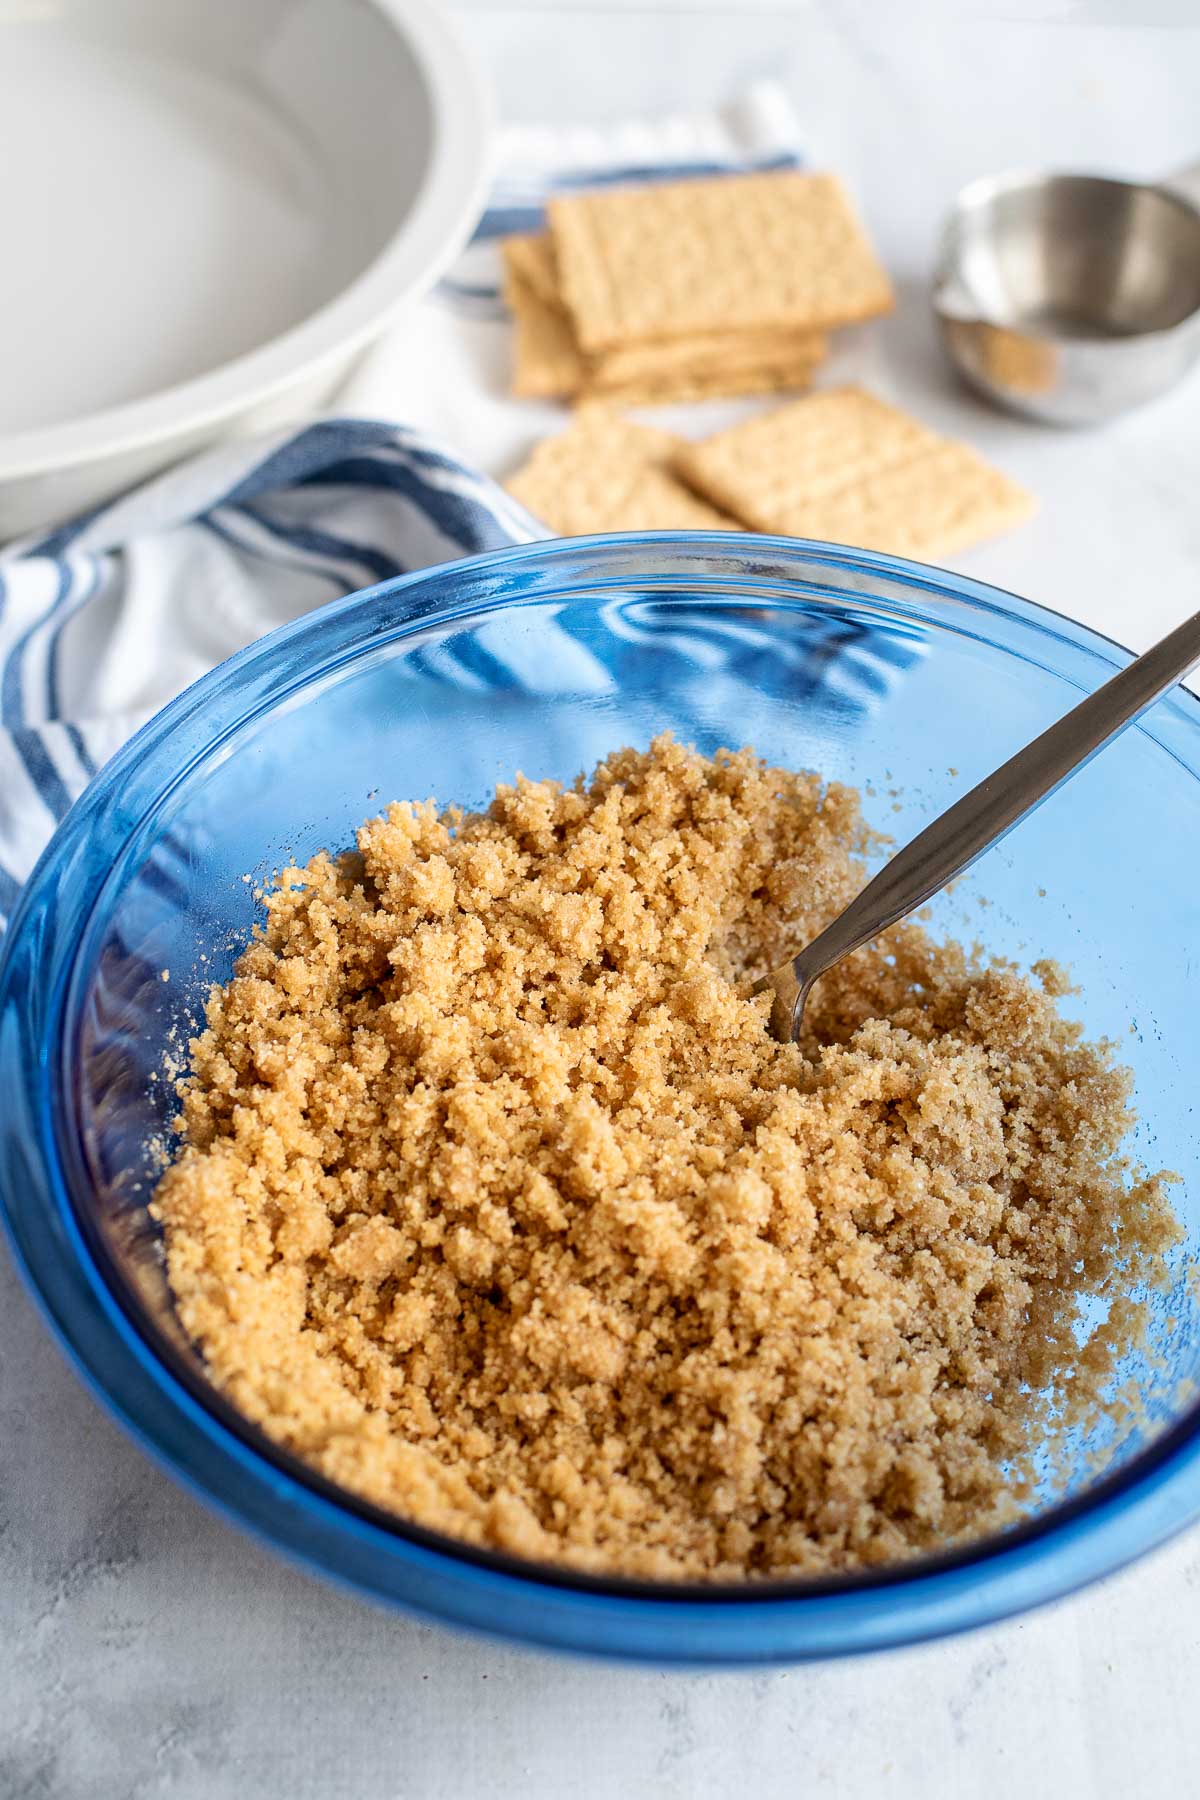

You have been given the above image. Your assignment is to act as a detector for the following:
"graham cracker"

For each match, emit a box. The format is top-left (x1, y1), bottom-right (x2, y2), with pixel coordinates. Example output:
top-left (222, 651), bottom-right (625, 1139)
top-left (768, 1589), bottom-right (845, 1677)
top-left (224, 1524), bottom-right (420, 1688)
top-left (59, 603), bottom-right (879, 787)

top-left (582, 353), bottom-right (823, 408)
top-left (501, 233), bottom-right (563, 309)
top-left (505, 271), bottom-right (586, 400)
top-left (504, 274), bottom-right (822, 405)
top-left (502, 229), bottom-right (828, 403)
top-left (675, 386), bottom-right (1035, 560)
top-left (577, 329), bottom-right (825, 406)
top-left (548, 170), bottom-right (894, 352)
top-left (502, 233), bottom-right (828, 373)
top-left (585, 324), bottom-right (825, 389)
top-left (506, 408), bottom-right (741, 536)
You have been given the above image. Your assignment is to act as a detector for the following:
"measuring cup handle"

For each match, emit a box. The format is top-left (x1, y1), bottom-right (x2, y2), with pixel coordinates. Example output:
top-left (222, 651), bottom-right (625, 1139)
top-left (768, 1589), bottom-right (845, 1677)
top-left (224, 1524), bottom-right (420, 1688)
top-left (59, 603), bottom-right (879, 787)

top-left (1163, 161), bottom-right (1200, 208)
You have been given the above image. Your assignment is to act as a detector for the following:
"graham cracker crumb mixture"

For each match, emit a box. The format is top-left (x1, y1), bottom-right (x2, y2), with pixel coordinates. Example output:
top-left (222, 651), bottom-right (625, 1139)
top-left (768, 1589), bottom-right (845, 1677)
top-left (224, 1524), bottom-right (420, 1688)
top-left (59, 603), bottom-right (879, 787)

top-left (153, 737), bottom-right (1179, 1579)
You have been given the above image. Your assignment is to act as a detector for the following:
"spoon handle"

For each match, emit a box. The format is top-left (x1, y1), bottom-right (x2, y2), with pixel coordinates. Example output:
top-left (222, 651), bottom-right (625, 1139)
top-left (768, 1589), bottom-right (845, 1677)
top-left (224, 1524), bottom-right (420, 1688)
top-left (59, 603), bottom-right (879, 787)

top-left (778, 607), bottom-right (1200, 1030)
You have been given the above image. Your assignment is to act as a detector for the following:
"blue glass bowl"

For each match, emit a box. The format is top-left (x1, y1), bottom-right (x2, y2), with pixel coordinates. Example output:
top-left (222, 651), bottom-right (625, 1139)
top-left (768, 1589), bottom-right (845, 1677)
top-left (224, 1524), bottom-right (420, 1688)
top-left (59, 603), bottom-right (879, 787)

top-left (2, 534), bottom-right (1198, 1666)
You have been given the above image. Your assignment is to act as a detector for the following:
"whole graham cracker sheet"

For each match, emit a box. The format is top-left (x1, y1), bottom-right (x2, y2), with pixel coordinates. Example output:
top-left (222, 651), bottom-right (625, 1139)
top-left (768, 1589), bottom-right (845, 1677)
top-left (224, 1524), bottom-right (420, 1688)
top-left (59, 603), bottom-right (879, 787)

top-left (676, 387), bottom-right (1036, 560)
top-left (547, 170), bottom-right (894, 351)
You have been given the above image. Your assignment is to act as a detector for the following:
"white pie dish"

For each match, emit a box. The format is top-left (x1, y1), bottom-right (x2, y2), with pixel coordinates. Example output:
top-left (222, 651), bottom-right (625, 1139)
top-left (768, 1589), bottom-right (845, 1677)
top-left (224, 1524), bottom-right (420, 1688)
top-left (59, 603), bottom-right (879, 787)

top-left (0, 0), bottom-right (493, 540)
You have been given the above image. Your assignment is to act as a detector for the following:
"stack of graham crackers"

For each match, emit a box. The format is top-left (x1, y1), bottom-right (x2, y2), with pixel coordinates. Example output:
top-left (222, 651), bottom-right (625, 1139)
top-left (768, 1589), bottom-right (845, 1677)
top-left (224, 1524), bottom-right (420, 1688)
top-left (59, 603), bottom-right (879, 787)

top-left (503, 169), bottom-right (892, 405)
top-left (502, 170), bottom-right (1035, 560)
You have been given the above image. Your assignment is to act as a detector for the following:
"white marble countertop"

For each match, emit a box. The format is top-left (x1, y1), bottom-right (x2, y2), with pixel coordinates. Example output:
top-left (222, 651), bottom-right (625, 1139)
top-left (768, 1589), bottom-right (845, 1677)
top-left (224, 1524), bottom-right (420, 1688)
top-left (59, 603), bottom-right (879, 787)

top-left (4, 5), bottom-right (1200, 1797)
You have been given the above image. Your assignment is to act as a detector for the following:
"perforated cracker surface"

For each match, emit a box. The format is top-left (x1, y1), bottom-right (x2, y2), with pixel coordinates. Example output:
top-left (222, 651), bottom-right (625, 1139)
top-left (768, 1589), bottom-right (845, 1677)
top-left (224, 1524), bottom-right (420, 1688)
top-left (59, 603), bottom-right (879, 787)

top-left (676, 387), bottom-right (1035, 559)
top-left (506, 408), bottom-right (740, 535)
top-left (548, 171), bottom-right (894, 351)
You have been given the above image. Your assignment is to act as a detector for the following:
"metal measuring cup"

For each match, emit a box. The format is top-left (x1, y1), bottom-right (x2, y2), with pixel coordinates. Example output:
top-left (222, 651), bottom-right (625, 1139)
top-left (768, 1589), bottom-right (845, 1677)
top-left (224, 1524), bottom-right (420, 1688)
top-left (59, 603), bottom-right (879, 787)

top-left (934, 163), bottom-right (1200, 424)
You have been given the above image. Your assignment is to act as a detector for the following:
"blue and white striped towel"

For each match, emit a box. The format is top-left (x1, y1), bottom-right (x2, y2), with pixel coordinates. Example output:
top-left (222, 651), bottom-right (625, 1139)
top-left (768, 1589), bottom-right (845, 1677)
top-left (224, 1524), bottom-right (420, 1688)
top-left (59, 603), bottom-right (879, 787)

top-left (0, 84), bottom-right (915, 937)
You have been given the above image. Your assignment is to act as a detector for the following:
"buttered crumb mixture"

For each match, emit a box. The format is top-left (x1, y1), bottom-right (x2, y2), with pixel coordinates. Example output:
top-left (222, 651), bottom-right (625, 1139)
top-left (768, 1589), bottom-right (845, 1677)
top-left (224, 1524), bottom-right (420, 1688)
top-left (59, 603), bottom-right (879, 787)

top-left (153, 737), bottom-right (1178, 1579)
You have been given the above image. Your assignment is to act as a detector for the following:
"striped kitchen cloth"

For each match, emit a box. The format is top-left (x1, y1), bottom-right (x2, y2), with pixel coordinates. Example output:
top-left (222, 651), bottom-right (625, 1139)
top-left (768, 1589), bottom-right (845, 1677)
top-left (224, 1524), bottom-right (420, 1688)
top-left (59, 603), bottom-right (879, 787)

top-left (0, 85), bottom-right (919, 937)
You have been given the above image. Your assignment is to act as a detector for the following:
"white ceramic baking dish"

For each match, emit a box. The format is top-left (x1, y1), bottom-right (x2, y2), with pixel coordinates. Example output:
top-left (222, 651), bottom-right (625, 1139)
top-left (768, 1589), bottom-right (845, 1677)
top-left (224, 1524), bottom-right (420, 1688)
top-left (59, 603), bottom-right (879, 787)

top-left (0, 0), bottom-right (493, 539)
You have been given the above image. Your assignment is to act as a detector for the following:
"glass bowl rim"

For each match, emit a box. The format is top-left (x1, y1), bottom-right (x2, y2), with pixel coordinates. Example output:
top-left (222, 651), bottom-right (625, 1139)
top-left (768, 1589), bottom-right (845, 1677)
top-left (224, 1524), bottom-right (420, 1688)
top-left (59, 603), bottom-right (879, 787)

top-left (3, 529), bottom-right (1200, 1661)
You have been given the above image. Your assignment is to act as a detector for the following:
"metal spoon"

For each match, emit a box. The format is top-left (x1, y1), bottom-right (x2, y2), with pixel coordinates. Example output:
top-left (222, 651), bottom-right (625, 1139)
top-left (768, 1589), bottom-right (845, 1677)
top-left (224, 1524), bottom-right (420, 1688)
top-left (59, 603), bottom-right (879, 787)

top-left (758, 608), bottom-right (1200, 1045)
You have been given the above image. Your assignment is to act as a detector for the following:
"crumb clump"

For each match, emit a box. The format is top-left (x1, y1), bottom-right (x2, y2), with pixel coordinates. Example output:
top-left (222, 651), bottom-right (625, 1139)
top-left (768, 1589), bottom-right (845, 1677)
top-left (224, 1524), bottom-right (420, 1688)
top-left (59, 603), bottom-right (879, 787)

top-left (153, 737), bottom-right (1179, 1579)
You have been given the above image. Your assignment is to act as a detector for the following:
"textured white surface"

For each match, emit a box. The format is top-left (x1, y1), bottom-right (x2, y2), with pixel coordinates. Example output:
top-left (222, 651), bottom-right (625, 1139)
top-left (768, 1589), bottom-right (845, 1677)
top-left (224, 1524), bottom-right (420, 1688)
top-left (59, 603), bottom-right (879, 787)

top-left (4, 5), bottom-right (1200, 1796)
